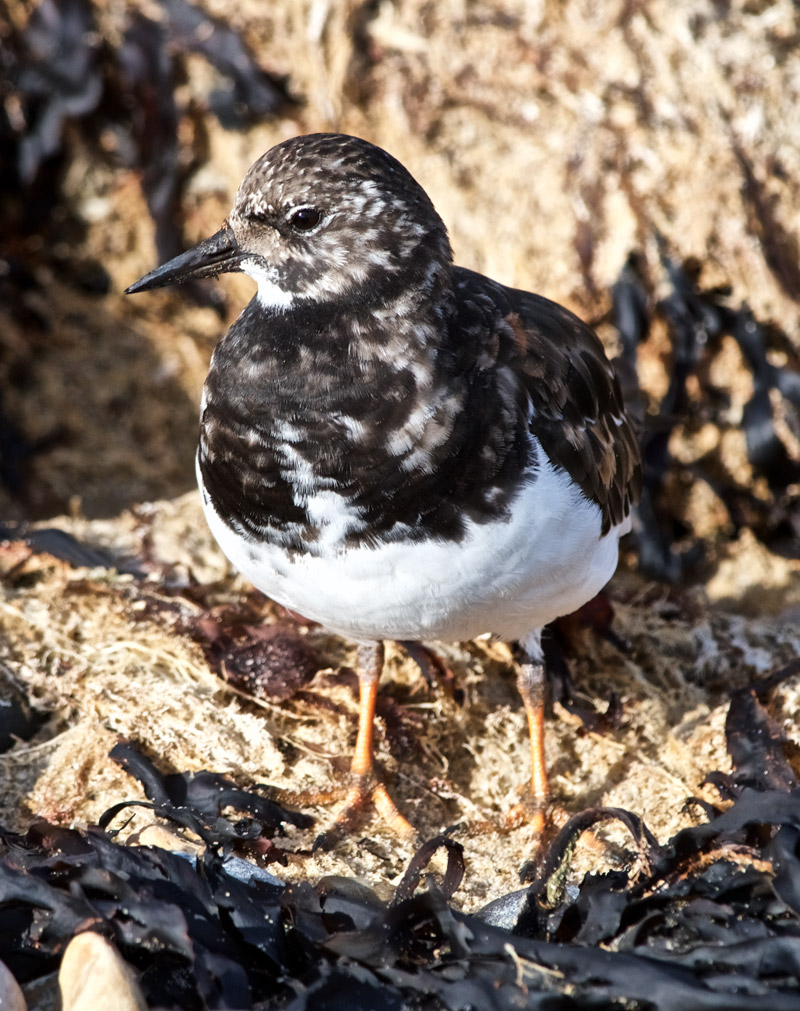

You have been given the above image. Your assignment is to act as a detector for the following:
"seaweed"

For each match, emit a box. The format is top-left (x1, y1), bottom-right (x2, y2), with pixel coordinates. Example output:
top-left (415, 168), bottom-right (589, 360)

top-left (2, 667), bottom-right (800, 1009)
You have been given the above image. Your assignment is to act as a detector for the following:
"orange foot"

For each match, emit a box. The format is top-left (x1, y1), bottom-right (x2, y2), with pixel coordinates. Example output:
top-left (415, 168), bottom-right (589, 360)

top-left (312, 641), bottom-right (418, 850)
top-left (313, 773), bottom-right (417, 850)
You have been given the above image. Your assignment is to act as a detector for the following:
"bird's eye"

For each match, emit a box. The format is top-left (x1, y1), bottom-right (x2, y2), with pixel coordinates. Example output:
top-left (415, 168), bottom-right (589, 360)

top-left (289, 207), bottom-right (321, 231)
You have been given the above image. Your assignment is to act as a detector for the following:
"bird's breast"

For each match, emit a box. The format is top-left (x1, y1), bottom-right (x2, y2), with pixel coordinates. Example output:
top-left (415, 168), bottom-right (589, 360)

top-left (200, 370), bottom-right (529, 554)
top-left (197, 285), bottom-right (539, 557)
top-left (197, 444), bottom-right (621, 643)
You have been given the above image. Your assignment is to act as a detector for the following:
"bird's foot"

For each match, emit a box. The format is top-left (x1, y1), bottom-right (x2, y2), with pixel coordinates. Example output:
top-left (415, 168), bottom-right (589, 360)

top-left (451, 791), bottom-right (557, 841)
top-left (504, 793), bottom-right (549, 835)
top-left (312, 771), bottom-right (417, 851)
top-left (509, 793), bottom-right (579, 881)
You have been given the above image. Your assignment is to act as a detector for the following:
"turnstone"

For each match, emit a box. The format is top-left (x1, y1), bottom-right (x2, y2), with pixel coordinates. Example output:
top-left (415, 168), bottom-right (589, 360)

top-left (128, 133), bottom-right (641, 847)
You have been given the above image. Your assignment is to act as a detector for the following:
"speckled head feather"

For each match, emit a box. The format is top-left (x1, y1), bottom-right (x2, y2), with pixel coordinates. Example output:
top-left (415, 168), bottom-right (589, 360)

top-left (227, 133), bottom-right (453, 307)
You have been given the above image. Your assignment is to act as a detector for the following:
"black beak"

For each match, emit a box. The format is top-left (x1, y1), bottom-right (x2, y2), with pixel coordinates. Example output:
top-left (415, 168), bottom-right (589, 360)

top-left (125, 224), bottom-right (245, 294)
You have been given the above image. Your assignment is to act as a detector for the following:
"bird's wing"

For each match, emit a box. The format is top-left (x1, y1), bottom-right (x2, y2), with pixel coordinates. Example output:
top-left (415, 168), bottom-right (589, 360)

top-left (454, 268), bottom-right (642, 534)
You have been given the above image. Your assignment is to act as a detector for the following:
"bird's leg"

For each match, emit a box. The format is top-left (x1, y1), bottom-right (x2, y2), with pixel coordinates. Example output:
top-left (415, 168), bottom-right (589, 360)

top-left (313, 641), bottom-right (417, 850)
top-left (516, 655), bottom-right (549, 836)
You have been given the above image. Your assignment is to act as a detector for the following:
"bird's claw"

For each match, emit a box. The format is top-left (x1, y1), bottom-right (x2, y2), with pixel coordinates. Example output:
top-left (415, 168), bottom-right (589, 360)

top-left (313, 774), bottom-right (417, 851)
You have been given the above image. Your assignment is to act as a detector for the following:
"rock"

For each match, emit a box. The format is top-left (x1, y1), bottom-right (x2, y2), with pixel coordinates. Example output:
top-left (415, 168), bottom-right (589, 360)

top-left (58, 933), bottom-right (146, 1011)
top-left (0, 959), bottom-right (27, 1011)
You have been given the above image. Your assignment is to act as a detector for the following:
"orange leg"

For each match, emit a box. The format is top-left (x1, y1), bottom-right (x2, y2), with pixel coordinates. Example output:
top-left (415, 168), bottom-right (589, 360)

top-left (313, 642), bottom-right (417, 850)
top-left (516, 657), bottom-right (549, 836)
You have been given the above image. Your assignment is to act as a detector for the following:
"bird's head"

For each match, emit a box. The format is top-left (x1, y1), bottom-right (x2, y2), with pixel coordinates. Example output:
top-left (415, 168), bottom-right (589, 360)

top-left (127, 133), bottom-right (453, 312)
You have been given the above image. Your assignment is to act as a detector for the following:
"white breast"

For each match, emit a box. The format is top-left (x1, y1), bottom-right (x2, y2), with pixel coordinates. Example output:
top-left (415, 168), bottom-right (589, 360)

top-left (197, 441), bottom-right (628, 646)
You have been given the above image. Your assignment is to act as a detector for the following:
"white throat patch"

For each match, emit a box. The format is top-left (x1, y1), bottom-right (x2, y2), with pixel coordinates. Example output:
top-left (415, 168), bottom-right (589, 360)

top-left (241, 257), bottom-right (294, 311)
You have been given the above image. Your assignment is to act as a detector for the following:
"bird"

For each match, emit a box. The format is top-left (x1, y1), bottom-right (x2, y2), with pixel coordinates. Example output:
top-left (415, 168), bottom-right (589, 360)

top-left (127, 133), bottom-right (641, 849)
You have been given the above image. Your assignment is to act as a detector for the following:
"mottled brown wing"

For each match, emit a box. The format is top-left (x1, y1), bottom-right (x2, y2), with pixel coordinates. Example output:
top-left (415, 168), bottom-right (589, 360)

top-left (504, 287), bottom-right (641, 534)
top-left (451, 266), bottom-right (642, 534)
